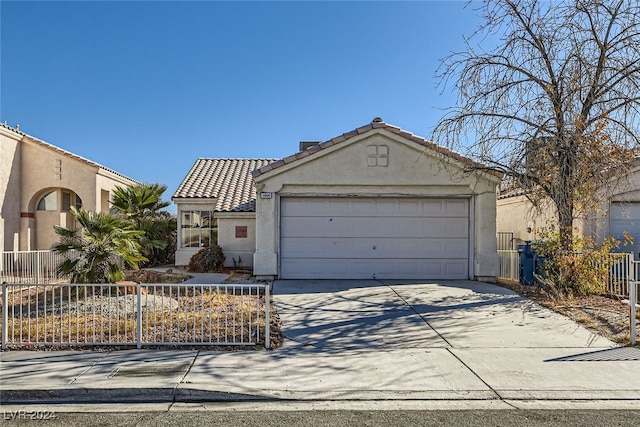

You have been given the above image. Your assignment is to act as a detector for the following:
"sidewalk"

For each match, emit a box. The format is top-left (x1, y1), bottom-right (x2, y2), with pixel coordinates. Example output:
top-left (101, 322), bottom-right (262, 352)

top-left (1, 279), bottom-right (640, 409)
top-left (2, 344), bottom-right (640, 408)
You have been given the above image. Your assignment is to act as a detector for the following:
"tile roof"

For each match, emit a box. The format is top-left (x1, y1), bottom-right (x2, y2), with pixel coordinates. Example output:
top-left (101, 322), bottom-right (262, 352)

top-left (172, 158), bottom-right (279, 212)
top-left (252, 118), bottom-right (503, 179)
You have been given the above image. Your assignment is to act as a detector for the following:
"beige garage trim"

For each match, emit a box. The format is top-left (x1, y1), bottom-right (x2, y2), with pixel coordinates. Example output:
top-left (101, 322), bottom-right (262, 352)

top-left (279, 197), bottom-right (470, 280)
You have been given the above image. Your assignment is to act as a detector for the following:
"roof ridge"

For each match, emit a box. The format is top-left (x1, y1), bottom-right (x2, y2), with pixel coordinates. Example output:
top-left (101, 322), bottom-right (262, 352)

top-left (252, 119), bottom-right (502, 179)
top-left (0, 122), bottom-right (25, 136)
top-left (1, 123), bottom-right (137, 183)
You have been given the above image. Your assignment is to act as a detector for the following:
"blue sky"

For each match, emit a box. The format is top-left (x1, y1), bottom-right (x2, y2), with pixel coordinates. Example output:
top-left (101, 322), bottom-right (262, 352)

top-left (1, 1), bottom-right (483, 211)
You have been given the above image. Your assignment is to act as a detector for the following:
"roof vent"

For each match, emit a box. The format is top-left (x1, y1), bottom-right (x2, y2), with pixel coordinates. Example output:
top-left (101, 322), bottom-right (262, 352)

top-left (372, 117), bottom-right (384, 123)
top-left (299, 141), bottom-right (321, 151)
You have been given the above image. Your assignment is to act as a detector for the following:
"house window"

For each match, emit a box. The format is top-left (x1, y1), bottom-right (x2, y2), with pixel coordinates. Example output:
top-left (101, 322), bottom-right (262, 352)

top-left (235, 226), bottom-right (248, 238)
top-left (37, 190), bottom-right (82, 212)
top-left (181, 210), bottom-right (218, 248)
top-left (367, 144), bottom-right (389, 167)
top-left (62, 192), bottom-right (71, 211)
top-left (37, 191), bottom-right (58, 211)
top-left (62, 191), bottom-right (83, 211)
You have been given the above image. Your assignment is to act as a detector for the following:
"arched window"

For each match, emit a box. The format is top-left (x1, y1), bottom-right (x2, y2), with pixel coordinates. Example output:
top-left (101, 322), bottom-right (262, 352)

top-left (36, 190), bottom-right (82, 212)
top-left (36, 191), bottom-right (58, 211)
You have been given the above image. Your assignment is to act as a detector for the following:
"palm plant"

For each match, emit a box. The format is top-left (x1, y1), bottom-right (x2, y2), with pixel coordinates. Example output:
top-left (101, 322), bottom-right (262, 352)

top-left (53, 207), bottom-right (146, 283)
top-left (110, 183), bottom-right (176, 266)
top-left (110, 183), bottom-right (171, 221)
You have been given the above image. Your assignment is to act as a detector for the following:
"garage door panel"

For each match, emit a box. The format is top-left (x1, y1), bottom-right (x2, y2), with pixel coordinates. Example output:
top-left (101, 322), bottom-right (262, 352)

top-left (280, 258), bottom-right (469, 280)
top-left (281, 216), bottom-right (468, 239)
top-left (280, 197), bottom-right (470, 280)
top-left (281, 198), bottom-right (468, 218)
top-left (281, 237), bottom-right (467, 258)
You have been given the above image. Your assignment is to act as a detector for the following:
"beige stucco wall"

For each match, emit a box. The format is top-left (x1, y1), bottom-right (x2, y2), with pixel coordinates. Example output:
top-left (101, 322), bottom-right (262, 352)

top-left (254, 129), bottom-right (502, 281)
top-left (95, 170), bottom-right (136, 214)
top-left (217, 213), bottom-right (256, 268)
top-left (0, 127), bottom-right (22, 251)
top-left (496, 195), bottom-right (558, 244)
top-left (21, 138), bottom-right (99, 213)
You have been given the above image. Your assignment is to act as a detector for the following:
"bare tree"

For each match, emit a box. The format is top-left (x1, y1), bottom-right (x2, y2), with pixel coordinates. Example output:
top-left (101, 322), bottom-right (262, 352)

top-left (433, 0), bottom-right (640, 250)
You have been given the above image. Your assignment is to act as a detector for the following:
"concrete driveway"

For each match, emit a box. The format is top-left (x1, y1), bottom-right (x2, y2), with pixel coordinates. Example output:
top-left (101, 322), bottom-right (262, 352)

top-left (272, 279), bottom-right (612, 349)
top-left (269, 279), bottom-right (640, 401)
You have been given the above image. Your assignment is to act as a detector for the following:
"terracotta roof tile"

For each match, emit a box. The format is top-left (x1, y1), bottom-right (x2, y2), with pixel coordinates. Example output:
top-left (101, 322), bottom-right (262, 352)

top-left (331, 134), bottom-right (347, 144)
top-left (172, 158), bottom-right (278, 212)
top-left (356, 124), bottom-right (373, 134)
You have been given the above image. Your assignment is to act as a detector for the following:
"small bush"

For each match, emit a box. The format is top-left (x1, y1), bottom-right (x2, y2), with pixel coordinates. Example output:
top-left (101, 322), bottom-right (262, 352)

top-left (532, 229), bottom-right (632, 296)
top-left (188, 245), bottom-right (226, 273)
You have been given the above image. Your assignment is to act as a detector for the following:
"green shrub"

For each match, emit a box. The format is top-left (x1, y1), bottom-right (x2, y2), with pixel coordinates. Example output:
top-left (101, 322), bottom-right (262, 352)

top-left (187, 245), bottom-right (226, 273)
top-left (532, 229), bottom-right (632, 296)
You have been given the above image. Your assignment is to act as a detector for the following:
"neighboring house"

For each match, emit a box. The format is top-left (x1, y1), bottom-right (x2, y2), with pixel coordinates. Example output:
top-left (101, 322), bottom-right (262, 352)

top-left (0, 123), bottom-right (137, 251)
top-left (174, 118), bottom-right (503, 281)
top-left (496, 162), bottom-right (640, 256)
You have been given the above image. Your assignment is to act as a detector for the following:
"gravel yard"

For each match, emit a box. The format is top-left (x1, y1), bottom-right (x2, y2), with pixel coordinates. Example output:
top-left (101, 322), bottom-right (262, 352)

top-left (1, 282), bottom-right (279, 350)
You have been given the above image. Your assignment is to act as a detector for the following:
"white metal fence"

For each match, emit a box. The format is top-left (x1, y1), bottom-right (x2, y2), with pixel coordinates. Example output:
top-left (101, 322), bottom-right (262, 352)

top-left (599, 253), bottom-right (632, 298)
top-left (629, 276), bottom-right (638, 345)
top-left (0, 250), bottom-right (76, 284)
top-left (1, 282), bottom-right (271, 350)
top-left (496, 250), bottom-right (635, 298)
top-left (497, 250), bottom-right (519, 282)
top-left (497, 232), bottom-right (516, 250)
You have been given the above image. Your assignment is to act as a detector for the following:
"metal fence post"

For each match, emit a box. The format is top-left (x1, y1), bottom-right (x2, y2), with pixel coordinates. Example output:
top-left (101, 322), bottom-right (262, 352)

top-left (137, 284), bottom-right (142, 349)
top-left (265, 282), bottom-right (271, 350)
top-left (36, 252), bottom-right (42, 284)
top-left (631, 280), bottom-right (637, 346)
top-left (2, 283), bottom-right (8, 350)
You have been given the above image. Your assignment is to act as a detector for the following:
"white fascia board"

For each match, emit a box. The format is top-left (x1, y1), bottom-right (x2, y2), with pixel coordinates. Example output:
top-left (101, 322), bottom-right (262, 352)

top-left (214, 212), bottom-right (256, 219)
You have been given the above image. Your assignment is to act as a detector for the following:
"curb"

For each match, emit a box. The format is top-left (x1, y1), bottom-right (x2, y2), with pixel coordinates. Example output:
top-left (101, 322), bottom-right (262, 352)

top-left (0, 388), bottom-right (277, 404)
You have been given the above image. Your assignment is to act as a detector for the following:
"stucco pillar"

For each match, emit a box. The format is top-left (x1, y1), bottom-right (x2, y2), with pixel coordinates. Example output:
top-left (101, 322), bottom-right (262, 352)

top-left (19, 215), bottom-right (34, 251)
top-left (253, 194), bottom-right (278, 279)
top-left (474, 191), bottom-right (499, 282)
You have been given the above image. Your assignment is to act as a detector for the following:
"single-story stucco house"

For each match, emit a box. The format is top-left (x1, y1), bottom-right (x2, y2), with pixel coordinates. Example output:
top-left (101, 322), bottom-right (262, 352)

top-left (0, 123), bottom-right (137, 251)
top-left (497, 160), bottom-right (640, 257)
top-left (173, 118), bottom-right (503, 281)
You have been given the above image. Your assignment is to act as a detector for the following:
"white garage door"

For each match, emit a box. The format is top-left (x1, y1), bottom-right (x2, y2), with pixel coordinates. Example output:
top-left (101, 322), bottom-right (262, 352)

top-left (280, 197), bottom-right (470, 279)
top-left (610, 202), bottom-right (640, 258)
